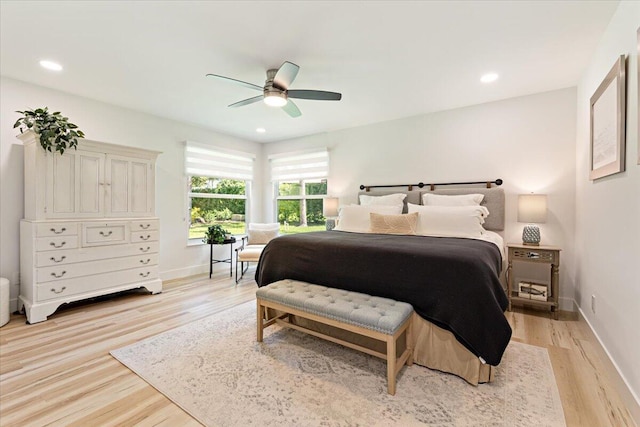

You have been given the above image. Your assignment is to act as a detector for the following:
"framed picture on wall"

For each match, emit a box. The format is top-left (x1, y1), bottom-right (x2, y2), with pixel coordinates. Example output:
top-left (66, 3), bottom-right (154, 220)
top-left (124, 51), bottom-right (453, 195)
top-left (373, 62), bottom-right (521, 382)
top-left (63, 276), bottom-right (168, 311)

top-left (589, 55), bottom-right (626, 180)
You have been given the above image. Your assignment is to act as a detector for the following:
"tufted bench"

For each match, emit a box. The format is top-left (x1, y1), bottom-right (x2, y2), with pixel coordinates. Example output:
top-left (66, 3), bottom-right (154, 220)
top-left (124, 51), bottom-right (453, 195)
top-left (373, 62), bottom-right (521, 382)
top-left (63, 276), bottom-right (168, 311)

top-left (256, 279), bottom-right (414, 395)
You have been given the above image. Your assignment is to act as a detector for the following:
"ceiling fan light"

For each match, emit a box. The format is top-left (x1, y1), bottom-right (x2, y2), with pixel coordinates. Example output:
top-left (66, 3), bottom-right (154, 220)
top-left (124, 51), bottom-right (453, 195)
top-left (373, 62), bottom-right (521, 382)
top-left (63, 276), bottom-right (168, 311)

top-left (264, 93), bottom-right (287, 107)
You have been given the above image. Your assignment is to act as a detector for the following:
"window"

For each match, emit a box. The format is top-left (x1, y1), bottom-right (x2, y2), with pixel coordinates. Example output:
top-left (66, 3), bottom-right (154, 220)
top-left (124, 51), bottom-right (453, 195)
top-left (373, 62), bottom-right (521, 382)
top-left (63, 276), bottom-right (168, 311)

top-left (185, 142), bottom-right (254, 241)
top-left (270, 149), bottom-right (329, 234)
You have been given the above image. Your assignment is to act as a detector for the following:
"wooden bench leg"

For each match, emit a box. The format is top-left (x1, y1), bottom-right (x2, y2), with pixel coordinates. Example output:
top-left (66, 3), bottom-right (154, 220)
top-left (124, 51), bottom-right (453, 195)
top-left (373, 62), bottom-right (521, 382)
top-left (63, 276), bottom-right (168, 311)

top-left (387, 334), bottom-right (397, 395)
top-left (256, 299), bottom-right (264, 342)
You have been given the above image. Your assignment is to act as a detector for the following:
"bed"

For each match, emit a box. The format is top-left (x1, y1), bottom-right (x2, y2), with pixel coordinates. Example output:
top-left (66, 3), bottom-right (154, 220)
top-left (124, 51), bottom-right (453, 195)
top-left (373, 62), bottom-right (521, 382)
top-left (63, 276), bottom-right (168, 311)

top-left (255, 184), bottom-right (511, 385)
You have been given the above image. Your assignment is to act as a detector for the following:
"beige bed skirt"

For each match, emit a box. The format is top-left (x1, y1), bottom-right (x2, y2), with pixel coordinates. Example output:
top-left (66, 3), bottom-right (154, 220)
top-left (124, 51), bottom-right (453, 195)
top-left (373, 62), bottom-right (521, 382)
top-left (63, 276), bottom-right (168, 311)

top-left (268, 309), bottom-right (493, 385)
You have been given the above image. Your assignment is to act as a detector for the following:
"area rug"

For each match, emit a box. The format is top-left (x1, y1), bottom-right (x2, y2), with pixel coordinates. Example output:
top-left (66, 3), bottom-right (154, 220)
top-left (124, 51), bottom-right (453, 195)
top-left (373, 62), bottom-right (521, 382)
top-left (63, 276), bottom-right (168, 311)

top-left (111, 301), bottom-right (565, 426)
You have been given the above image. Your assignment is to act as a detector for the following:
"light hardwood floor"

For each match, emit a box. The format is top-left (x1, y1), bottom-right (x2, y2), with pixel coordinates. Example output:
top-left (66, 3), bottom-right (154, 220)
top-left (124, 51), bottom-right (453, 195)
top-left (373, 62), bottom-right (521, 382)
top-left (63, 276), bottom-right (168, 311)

top-left (0, 272), bottom-right (637, 427)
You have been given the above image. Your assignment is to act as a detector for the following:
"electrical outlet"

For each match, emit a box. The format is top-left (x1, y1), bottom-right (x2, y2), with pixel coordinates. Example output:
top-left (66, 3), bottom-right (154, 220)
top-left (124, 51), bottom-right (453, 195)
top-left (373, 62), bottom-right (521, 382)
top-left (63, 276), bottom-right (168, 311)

top-left (591, 295), bottom-right (596, 313)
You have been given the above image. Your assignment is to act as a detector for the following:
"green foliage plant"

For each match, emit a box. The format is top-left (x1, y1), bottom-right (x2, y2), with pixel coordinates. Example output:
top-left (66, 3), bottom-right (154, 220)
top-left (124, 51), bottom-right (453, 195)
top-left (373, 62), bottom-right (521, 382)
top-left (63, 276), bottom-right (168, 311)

top-left (14, 107), bottom-right (85, 155)
top-left (203, 224), bottom-right (230, 244)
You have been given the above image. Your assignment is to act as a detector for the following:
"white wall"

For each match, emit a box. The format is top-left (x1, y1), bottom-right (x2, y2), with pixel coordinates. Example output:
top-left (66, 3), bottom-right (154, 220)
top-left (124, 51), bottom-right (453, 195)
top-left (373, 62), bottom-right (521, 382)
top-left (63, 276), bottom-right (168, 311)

top-left (575, 0), bottom-right (640, 416)
top-left (262, 88), bottom-right (578, 309)
top-left (0, 77), bottom-right (262, 310)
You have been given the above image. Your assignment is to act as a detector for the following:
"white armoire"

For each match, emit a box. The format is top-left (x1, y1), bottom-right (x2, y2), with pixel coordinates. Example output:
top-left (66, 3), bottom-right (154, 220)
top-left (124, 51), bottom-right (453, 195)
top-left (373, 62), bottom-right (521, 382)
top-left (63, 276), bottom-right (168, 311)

top-left (18, 130), bottom-right (162, 323)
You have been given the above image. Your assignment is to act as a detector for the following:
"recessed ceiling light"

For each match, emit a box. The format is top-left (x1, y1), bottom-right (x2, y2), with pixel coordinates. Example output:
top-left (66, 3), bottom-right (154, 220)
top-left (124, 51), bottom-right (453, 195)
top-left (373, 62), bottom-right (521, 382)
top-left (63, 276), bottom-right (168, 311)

top-left (480, 73), bottom-right (499, 83)
top-left (39, 60), bottom-right (63, 71)
top-left (256, 128), bottom-right (266, 133)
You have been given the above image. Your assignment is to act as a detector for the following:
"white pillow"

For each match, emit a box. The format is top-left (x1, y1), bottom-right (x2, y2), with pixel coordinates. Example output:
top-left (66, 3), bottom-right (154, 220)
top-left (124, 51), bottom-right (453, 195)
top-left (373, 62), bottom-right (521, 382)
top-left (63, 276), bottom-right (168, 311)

top-left (334, 205), bottom-right (402, 233)
top-left (422, 193), bottom-right (484, 206)
top-left (359, 193), bottom-right (407, 210)
top-left (407, 203), bottom-right (489, 238)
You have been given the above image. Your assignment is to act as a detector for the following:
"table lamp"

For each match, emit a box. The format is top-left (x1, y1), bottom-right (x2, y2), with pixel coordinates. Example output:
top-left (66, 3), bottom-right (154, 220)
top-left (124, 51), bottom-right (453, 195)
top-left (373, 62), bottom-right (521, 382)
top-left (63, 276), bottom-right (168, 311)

top-left (323, 197), bottom-right (339, 231)
top-left (517, 194), bottom-right (547, 246)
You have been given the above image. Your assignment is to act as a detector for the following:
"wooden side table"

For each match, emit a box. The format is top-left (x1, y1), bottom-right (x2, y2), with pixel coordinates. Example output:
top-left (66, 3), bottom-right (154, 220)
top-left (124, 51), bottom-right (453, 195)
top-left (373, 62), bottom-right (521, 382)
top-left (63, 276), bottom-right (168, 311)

top-left (506, 243), bottom-right (561, 319)
top-left (209, 237), bottom-right (236, 278)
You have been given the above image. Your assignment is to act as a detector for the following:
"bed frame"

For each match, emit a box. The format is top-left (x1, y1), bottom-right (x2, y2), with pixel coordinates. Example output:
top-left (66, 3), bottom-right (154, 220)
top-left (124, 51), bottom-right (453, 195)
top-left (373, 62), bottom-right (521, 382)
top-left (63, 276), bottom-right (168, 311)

top-left (284, 180), bottom-right (507, 385)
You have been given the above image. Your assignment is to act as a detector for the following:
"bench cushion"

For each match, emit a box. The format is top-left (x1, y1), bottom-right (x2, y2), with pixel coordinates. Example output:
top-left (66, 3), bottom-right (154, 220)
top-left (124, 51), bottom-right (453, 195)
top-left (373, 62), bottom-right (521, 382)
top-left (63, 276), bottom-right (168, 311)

top-left (256, 279), bottom-right (413, 334)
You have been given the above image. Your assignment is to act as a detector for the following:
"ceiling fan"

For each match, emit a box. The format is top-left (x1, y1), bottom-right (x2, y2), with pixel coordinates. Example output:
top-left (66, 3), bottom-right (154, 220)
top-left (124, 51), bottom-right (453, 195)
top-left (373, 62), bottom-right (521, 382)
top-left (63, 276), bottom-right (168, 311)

top-left (206, 61), bottom-right (342, 118)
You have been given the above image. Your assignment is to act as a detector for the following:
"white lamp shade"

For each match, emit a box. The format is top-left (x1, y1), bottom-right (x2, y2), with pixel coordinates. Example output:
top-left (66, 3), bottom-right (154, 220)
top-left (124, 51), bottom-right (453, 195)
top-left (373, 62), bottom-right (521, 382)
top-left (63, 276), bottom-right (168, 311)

top-left (518, 194), bottom-right (547, 223)
top-left (323, 197), bottom-right (339, 217)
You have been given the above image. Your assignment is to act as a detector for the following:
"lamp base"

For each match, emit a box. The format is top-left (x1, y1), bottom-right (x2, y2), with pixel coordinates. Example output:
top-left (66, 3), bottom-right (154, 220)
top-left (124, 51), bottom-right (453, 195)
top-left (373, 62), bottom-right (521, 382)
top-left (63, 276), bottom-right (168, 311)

top-left (522, 224), bottom-right (541, 246)
top-left (326, 219), bottom-right (336, 231)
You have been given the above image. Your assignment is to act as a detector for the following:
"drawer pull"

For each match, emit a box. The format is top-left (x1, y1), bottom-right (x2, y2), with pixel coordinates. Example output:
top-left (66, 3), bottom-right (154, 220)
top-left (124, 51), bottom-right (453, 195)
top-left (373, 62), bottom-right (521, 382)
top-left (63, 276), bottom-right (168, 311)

top-left (140, 259), bottom-right (151, 265)
top-left (139, 272), bottom-right (151, 278)
top-left (50, 256), bottom-right (67, 263)
top-left (50, 286), bottom-right (67, 294)
top-left (50, 227), bottom-right (66, 234)
top-left (139, 246), bottom-right (151, 253)
top-left (51, 271), bottom-right (67, 278)
top-left (140, 224), bottom-right (151, 229)
top-left (140, 235), bottom-right (151, 241)
top-left (50, 241), bottom-right (66, 248)
top-left (99, 231), bottom-right (113, 237)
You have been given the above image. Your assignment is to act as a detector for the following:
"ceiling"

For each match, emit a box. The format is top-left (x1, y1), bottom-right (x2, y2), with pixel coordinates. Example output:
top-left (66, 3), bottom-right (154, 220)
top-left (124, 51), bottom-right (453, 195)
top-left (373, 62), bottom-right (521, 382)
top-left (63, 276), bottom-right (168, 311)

top-left (0, 1), bottom-right (618, 143)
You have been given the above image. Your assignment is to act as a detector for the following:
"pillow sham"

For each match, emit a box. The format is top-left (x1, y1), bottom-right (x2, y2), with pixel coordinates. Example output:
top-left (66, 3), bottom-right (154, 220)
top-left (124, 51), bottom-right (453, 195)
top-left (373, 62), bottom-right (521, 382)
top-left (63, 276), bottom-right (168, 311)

top-left (359, 193), bottom-right (407, 209)
top-left (407, 203), bottom-right (489, 238)
top-left (369, 212), bottom-right (418, 235)
top-left (422, 193), bottom-right (484, 206)
top-left (334, 205), bottom-right (402, 233)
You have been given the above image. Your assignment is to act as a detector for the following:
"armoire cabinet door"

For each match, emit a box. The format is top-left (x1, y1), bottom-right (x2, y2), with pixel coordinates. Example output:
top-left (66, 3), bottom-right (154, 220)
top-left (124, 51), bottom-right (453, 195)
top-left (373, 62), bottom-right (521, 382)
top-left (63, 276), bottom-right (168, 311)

top-left (105, 155), bottom-right (153, 217)
top-left (46, 150), bottom-right (105, 218)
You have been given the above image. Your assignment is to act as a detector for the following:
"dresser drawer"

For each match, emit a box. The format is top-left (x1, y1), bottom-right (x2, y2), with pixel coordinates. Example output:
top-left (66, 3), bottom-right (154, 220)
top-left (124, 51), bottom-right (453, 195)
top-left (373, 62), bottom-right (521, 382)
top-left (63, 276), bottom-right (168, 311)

top-left (36, 266), bottom-right (159, 302)
top-left (131, 230), bottom-right (159, 243)
top-left (35, 236), bottom-right (79, 252)
top-left (35, 241), bottom-right (160, 267)
top-left (83, 223), bottom-right (128, 246)
top-left (130, 219), bottom-right (159, 231)
top-left (37, 254), bottom-right (159, 283)
top-left (36, 223), bottom-right (79, 237)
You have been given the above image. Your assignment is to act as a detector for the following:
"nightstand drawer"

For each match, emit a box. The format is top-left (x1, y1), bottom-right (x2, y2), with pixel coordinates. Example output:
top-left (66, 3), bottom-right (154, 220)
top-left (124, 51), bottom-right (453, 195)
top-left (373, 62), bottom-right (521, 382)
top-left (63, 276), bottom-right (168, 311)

top-left (511, 248), bottom-right (555, 262)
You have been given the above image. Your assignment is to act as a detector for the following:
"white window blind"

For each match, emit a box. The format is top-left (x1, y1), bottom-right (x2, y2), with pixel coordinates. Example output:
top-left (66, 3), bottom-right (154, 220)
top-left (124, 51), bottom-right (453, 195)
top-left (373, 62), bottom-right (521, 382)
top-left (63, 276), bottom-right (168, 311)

top-left (185, 141), bottom-right (255, 180)
top-left (269, 148), bottom-right (329, 181)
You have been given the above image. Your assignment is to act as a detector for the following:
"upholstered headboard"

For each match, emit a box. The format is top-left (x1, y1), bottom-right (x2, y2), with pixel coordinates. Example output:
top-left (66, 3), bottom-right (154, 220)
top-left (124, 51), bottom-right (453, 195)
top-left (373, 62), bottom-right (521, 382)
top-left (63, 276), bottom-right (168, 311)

top-left (357, 187), bottom-right (505, 231)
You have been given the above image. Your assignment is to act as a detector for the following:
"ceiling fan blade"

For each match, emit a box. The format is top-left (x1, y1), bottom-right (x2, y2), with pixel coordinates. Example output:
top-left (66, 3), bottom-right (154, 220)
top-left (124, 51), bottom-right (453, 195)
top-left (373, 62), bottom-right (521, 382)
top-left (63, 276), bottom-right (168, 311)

top-left (206, 74), bottom-right (263, 91)
top-left (282, 99), bottom-right (301, 118)
top-left (287, 90), bottom-right (342, 101)
top-left (228, 95), bottom-right (263, 108)
top-left (273, 61), bottom-right (299, 90)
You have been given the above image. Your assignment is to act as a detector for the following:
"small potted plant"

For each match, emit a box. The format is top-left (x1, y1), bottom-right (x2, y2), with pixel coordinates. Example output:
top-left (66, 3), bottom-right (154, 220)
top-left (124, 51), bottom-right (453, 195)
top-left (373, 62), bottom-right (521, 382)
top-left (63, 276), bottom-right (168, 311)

top-left (203, 224), bottom-right (231, 244)
top-left (14, 107), bottom-right (85, 155)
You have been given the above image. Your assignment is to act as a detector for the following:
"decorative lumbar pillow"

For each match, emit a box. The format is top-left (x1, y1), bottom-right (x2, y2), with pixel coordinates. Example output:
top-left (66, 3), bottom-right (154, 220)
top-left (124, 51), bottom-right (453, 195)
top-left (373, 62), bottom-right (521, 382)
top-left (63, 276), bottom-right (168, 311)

top-left (422, 193), bottom-right (484, 206)
top-left (247, 224), bottom-right (279, 245)
top-left (359, 193), bottom-right (407, 210)
top-left (369, 212), bottom-right (418, 235)
top-left (408, 203), bottom-right (489, 238)
top-left (334, 205), bottom-right (402, 233)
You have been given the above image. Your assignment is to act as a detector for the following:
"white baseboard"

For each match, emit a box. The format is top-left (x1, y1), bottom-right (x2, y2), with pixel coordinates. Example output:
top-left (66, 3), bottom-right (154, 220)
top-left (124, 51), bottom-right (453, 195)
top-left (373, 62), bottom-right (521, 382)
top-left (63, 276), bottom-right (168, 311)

top-left (578, 306), bottom-right (640, 425)
top-left (160, 264), bottom-right (209, 282)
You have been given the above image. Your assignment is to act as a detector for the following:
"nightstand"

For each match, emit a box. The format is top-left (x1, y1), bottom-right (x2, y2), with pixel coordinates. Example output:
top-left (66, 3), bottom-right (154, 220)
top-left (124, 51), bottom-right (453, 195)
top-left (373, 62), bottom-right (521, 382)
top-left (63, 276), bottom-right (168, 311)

top-left (506, 243), bottom-right (561, 319)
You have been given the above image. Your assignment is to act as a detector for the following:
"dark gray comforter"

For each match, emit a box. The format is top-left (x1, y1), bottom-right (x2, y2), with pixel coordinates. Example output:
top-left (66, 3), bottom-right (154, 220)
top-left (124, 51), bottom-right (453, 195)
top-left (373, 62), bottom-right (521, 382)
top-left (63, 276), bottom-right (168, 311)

top-left (255, 231), bottom-right (511, 365)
